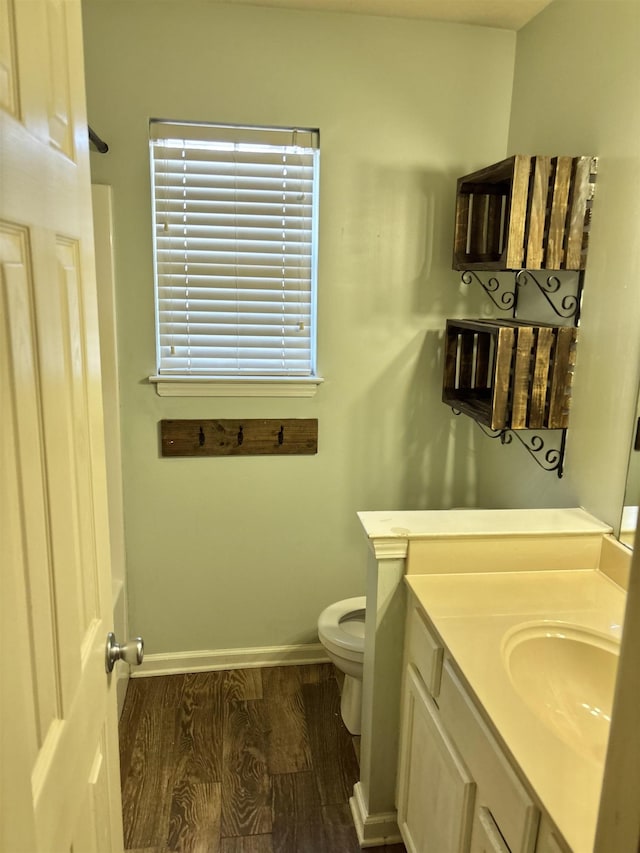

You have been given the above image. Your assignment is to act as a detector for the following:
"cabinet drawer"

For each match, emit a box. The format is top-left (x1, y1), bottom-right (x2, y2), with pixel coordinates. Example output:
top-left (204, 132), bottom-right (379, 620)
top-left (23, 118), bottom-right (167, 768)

top-left (439, 662), bottom-right (539, 853)
top-left (408, 604), bottom-right (443, 698)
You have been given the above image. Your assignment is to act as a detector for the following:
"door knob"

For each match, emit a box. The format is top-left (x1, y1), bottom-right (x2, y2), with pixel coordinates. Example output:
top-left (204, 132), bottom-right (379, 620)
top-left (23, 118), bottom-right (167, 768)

top-left (105, 632), bottom-right (144, 673)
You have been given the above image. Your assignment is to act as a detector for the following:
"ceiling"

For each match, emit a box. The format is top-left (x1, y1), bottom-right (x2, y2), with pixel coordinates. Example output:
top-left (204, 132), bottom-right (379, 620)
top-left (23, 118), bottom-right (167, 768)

top-left (210, 0), bottom-right (555, 30)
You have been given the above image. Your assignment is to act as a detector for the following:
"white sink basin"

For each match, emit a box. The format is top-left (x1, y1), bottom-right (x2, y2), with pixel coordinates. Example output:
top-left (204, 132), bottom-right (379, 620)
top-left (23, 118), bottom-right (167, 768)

top-left (502, 622), bottom-right (619, 763)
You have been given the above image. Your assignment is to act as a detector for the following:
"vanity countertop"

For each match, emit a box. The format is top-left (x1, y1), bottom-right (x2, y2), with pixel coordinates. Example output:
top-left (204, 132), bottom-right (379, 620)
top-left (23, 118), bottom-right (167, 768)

top-left (358, 507), bottom-right (611, 542)
top-left (407, 569), bottom-right (625, 853)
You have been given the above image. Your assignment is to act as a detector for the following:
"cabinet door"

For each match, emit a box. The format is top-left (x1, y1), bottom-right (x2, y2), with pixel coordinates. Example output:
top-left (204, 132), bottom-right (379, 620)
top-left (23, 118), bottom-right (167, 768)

top-left (397, 665), bottom-right (475, 853)
top-left (471, 806), bottom-right (511, 853)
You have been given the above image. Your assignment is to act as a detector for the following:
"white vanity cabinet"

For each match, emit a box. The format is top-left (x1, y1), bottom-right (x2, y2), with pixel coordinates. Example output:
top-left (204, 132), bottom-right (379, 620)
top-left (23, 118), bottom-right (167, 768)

top-left (397, 665), bottom-right (475, 852)
top-left (397, 595), bottom-right (542, 853)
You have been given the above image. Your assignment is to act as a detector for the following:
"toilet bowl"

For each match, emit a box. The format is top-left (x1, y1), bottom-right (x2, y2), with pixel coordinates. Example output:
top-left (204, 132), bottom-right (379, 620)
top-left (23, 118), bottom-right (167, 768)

top-left (317, 596), bottom-right (366, 735)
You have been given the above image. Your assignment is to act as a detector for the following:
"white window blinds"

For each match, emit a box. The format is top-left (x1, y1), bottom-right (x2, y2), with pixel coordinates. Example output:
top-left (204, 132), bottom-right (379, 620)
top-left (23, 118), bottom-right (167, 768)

top-left (150, 120), bottom-right (320, 377)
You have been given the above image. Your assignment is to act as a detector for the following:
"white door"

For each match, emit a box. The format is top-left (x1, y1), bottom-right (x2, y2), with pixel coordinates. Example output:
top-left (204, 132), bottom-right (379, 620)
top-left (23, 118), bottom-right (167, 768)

top-left (0, 0), bottom-right (124, 850)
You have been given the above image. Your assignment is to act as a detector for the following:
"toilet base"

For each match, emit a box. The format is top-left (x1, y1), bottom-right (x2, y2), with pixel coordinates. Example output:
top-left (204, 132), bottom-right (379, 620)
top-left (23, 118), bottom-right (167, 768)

top-left (340, 674), bottom-right (362, 735)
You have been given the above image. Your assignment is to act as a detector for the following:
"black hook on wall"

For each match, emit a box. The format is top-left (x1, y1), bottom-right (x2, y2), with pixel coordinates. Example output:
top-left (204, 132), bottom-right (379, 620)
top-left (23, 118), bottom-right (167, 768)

top-left (278, 425), bottom-right (284, 445)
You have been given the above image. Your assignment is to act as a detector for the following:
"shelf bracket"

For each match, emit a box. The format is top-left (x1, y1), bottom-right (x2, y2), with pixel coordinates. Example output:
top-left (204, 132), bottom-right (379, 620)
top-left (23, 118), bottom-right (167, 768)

top-left (514, 270), bottom-right (584, 322)
top-left (452, 410), bottom-right (566, 478)
top-left (460, 271), bottom-right (520, 313)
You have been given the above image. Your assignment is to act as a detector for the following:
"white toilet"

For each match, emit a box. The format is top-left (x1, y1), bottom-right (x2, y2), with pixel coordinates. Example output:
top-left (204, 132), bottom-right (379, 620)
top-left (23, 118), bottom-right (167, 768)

top-left (317, 596), bottom-right (366, 735)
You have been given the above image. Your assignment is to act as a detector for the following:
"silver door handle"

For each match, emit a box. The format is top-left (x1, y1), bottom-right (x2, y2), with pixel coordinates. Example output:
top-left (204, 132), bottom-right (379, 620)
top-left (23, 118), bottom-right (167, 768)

top-left (105, 632), bottom-right (144, 673)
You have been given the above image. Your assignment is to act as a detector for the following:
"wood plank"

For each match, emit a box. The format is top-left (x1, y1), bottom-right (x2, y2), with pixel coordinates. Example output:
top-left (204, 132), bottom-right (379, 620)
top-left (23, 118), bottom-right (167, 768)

top-left (160, 419), bottom-right (318, 457)
top-left (566, 156), bottom-right (594, 269)
top-left (505, 155), bottom-right (532, 269)
top-left (224, 669), bottom-right (263, 702)
top-left (301, 678), bottom-right (360, 806)
top-left (548, 327), bottom-right (578, 427)
top-left (261, 668), bottom-right (312, 774)
top-left (510, 327), bottom-right (534, 429)
top-left (119, 677), bottom-right (149, 786)
top-left (298, 663), bottom-right (335, 684)
top-left (320, 803), bottom-right (361, 850)
top-left (167, 781), bottom-right (221, 853)
top-left (271, 771), bottom-right (323, 853)
top-left (546, 156), bottom-right (572, 269)
top-left (263, 692), bottom-right (311, 774)
top-left (490, 326), bottom-right (515, 429)
top-left (529, 327), bottom-right (553, 429)
top-left (121, 676), bottom-right (185, 850)
top-left (221, 836), bottom-right (274, 853)
top-left (525, 156), bottom-right (551, 270)
top-left (221, 700), bottom-right (272, 837)
top-left (174, 671), bottom-right (225, 784)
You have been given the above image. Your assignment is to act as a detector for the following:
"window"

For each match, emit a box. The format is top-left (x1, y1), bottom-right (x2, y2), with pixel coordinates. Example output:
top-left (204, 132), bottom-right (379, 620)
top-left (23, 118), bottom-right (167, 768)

top-left (149, 120), bottom-right (321, 396)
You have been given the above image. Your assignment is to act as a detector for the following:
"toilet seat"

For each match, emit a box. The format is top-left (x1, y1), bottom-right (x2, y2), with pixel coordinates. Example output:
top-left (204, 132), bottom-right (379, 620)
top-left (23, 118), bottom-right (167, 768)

top-left (318, 596), bottom-right (366, 663)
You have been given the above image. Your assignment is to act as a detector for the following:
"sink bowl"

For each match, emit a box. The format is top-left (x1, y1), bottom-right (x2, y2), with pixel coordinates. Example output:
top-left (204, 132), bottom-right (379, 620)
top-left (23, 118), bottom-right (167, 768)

top-left (502, 622), bottom-right (619, 763)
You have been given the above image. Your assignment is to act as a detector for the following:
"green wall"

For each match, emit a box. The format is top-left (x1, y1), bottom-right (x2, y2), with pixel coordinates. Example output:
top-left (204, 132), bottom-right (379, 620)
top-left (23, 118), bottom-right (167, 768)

top-left (82, 2), bottom-right (517, 655)
top-left (475, 0), bottom-right (640, 528)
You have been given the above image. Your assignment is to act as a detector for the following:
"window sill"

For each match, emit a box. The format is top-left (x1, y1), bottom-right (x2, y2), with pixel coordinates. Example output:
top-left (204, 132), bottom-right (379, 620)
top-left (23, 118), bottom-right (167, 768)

top-left (149, 375), bottom-right (324, 398)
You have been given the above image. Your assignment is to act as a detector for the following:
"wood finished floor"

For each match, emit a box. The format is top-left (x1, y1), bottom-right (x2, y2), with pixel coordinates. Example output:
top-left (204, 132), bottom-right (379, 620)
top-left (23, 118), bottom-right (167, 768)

top-left (119, 663), bottom-right (406, 853)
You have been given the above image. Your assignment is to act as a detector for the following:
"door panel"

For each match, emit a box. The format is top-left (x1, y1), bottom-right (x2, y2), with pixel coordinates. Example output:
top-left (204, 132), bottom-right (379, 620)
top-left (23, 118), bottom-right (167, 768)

top-left (0, 0), bottom-right (124, 849)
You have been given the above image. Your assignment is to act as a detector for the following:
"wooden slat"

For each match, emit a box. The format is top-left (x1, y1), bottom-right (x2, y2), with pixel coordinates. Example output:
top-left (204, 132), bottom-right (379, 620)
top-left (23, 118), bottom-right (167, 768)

top-left (474, 334), bottom-right (491, 390)
top-left (261, 668), bottom-right (312, 775)
top-left (468, 194), bottom-right (488, 258)
top-left (510, 327), bottom-right (534, 429)
top-left (458, 331), bottom-right (475, 390)
top-left (458, 156), bottom-right (516, 188)
top-left (525, 156), bottom-right (551, 270)
top-left (565, 157), bottom-right (593, 269)
top-left (160, 419), bottom-right (318, 457)
top-left (453, 189), bottom-right (470, 267)
top-left (490, 326), bottom-right (515, 429)
top-left (548, 327), bottom-right (578, 427)
top-left (529, 327), bottom-right (554, 429)
top-left (505, 155), bottom-right (532, 269)
top-left (486, 194), bottom-right (503, 259)
top-left (546, 156), bottom-right (572, 269)
top-left (443, 325), bottom-right (460, 396)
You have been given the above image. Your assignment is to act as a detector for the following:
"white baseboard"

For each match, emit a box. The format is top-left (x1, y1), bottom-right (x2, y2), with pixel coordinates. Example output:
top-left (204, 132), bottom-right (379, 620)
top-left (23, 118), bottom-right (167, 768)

top-left (132, 642), bottom-right (330, 677)
top-left (349, 782), bottom-right (401, 848)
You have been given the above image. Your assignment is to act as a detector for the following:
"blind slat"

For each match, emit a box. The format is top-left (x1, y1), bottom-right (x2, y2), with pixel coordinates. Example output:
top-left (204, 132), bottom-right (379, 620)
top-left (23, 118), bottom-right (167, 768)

top-left (151, 121), bottom-right (318, 377)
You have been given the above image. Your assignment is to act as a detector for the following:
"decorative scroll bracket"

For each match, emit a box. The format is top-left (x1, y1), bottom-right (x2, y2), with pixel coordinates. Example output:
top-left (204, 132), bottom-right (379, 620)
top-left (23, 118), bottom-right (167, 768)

top-left (515, 269), bottom-right (584, 323)
top-left (452, 410), bottom-right (566, 478)
top-left (460, 270), bottom-right (520, 313)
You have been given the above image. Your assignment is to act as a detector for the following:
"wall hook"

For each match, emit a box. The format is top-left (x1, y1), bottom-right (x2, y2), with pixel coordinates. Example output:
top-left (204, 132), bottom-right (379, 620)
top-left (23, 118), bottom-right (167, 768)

top-left (278, 425), bottom-right (284, 445)
top-left (198, 426), bottom-right (205, 446)
top-left (237, 425), bottom-right (244, 446)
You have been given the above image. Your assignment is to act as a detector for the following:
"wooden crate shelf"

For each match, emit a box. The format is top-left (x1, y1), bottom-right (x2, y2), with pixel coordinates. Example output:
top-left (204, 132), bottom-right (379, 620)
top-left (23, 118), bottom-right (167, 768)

top-left (442, 318), bottom-right (577, 430)
top-left (453, 155), bottom-right (597, 271)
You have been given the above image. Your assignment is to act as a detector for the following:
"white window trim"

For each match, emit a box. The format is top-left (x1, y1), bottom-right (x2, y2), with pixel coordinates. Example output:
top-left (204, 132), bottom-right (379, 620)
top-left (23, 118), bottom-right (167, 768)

top-left (149, 374), bottom-right (323, 397)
